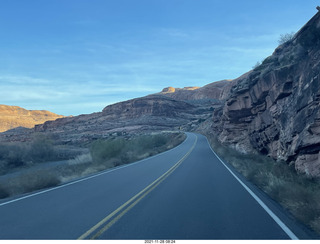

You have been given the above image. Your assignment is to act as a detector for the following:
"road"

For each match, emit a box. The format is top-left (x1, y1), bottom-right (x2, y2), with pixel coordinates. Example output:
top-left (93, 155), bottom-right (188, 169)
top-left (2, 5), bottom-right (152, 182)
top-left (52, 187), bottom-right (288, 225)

top-left (0, 133), bottom-right (311, 239)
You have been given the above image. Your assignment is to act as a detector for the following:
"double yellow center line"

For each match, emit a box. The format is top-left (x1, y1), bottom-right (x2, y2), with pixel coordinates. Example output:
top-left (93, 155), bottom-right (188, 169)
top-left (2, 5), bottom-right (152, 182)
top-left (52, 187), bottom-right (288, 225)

top-left (78, 135), bottom-right (198, 240)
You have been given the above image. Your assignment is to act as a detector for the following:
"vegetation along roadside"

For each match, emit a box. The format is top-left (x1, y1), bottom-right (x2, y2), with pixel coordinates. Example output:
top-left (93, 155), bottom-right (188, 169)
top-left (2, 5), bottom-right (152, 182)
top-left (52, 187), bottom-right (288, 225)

top-left (202, 131), bottom-right (320, 236)
top-left (0, 132), bottom-right (186, 200)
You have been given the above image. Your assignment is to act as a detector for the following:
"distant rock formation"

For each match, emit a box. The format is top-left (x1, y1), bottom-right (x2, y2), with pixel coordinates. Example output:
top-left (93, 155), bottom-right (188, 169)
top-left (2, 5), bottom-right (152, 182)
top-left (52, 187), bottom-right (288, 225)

top-left (161, 87), bottom-right (177, 93)
top-left (27, 95), bottom-right (212, 144)
top-left (159, 80), bottom-right (235, 101)
top-left (0, 105), bottom-right (64, 133)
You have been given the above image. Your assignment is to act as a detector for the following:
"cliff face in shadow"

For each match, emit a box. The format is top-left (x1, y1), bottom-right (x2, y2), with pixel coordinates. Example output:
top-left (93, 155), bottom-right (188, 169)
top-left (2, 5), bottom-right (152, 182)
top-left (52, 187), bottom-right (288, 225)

top-left (211, 10), bottom-right (320, 177)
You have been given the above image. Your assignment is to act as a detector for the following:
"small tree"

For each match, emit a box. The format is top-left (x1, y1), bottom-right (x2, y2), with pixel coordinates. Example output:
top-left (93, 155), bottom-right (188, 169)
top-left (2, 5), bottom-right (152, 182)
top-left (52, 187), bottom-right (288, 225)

top-left (278, 32), bottom-right (295, 45)
top-left (252, 61), bottom-right (261, 69)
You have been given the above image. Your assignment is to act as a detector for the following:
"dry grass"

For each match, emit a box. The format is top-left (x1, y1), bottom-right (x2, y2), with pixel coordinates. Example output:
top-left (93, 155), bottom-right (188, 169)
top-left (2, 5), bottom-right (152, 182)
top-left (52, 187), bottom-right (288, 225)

top-left (0, 169), bottom-right (61, 197)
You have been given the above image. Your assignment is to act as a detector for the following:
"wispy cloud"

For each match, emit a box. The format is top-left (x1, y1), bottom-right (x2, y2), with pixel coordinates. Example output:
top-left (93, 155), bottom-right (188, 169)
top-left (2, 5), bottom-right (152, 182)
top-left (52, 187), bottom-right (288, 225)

top-left (0, 74), bottom-right (159, 115)
top-left (158, 28), bottom-right (190, 39)
top-left (0, 75), bottom-right (54, 85)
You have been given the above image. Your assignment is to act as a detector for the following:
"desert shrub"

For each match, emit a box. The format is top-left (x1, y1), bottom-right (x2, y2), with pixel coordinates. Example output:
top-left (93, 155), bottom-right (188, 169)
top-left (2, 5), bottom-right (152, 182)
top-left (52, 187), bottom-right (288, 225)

top-left (7, 149), bottom-right (25, 167)
top-left (0, 185), bottom-right (10, 199)
top-left (67, 153), bottom-right (92, 165)
top-left (130, 134), bottom-right (167, 154)
top-left (0, 160), bottom-right (8, 174)
top-left (90, 138), bottom-right (125, 165)
top-left (1, 169), bottom-right (61, 197)
top-left (27, 134), bottom-right (55, 162)
top-left (252, 61), bottom-right (261, 69)
top-left (25, 173), bottom-right (58, 193)
top-left (278, 32), bottom-right (295, 45)
top-left (0, 143), bottom-right (28, 168)
top-left (21, 169), bottom-right (61, 192)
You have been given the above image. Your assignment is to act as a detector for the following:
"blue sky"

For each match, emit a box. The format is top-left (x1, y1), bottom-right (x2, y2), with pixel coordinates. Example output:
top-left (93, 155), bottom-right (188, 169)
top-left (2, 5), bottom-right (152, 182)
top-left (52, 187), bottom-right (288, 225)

top-left (0, 0), bottom-right (318, 115)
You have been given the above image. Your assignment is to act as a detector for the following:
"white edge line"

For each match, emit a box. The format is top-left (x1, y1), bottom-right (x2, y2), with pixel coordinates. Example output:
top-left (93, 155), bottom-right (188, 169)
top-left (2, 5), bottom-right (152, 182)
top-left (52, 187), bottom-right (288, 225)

top-left (0, 133), bottom-right (190, 207)
top-left (205, 136), bottom-right (299, 240)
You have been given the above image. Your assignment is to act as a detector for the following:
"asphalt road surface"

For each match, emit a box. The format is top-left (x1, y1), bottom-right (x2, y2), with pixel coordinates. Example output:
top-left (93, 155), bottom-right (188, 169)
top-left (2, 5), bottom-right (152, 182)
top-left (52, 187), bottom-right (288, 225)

top-left (0, 133), bottom-right (313, 239)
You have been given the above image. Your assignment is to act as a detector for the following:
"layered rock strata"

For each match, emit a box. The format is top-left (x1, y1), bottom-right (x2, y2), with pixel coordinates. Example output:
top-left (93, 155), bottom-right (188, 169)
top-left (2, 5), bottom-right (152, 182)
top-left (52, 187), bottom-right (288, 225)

top-left (29, 95), bottom-right (212, 144)
top-left (212, 10), bottom-right (320, 177)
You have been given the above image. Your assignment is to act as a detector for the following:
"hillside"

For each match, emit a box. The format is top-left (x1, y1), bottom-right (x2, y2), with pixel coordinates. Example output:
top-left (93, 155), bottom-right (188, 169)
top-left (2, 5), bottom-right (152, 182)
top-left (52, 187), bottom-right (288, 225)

top-left (26, 95), bottom-right (214, 144)
top-left (0, 105), bottom-right (64, 133)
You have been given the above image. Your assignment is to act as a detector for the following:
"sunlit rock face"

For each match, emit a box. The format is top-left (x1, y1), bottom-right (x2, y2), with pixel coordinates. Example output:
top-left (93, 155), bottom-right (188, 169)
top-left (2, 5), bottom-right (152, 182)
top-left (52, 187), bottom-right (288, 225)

top-left (211, 11), bottom-right (320, 177)
top-left (159, 80), bottom-right (235, 101)
top-left (0, 105), bottom-right (64, 132)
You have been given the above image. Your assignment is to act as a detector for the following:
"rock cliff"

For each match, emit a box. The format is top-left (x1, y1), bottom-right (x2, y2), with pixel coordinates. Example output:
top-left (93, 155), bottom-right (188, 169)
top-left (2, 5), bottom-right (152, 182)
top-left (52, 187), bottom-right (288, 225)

top-left (211, 10), bottom-right (320, 177)
top-left (0, 105), bottom-right (64, 133)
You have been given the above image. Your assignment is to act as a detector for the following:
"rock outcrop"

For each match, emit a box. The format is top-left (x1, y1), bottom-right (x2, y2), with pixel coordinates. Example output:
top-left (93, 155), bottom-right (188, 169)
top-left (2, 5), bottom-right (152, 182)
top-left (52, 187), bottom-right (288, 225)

top-left (159, 79), bottom-right (235, 101)
top-left (29, 95), bottom-right (212, 144)
top-left (0, 105), bottom-right (64, 133)
top-left (211, 10), bottom-right (320, 177)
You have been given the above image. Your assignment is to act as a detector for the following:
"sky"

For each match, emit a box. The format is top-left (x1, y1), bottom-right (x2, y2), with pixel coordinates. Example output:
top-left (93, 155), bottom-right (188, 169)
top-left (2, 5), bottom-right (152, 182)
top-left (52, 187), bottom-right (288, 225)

top-left (0, 0), bottom-right (318, 116)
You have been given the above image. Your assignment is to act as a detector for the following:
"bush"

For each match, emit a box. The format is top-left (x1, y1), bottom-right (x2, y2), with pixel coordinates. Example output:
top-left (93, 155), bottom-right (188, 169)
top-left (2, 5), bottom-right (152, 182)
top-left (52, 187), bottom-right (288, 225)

top-left (21, 169), bottom-right (61, 192)
top-left (28, 134), bottom-right (55, 163)
top-left (67, 153), bottom-right (92, 165)
top-left (278, 32), bottom-right (295, 45)
top-left (252, 61), bottom-right (261, 69)
top-left (0, 185), bottom-right (10, 199)
top-left (0, 169), bottom-right (61, 197)
top-left (0, 143), bottom-right (27, 168)
top-left (90, 138), bottom-right (125, 165)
